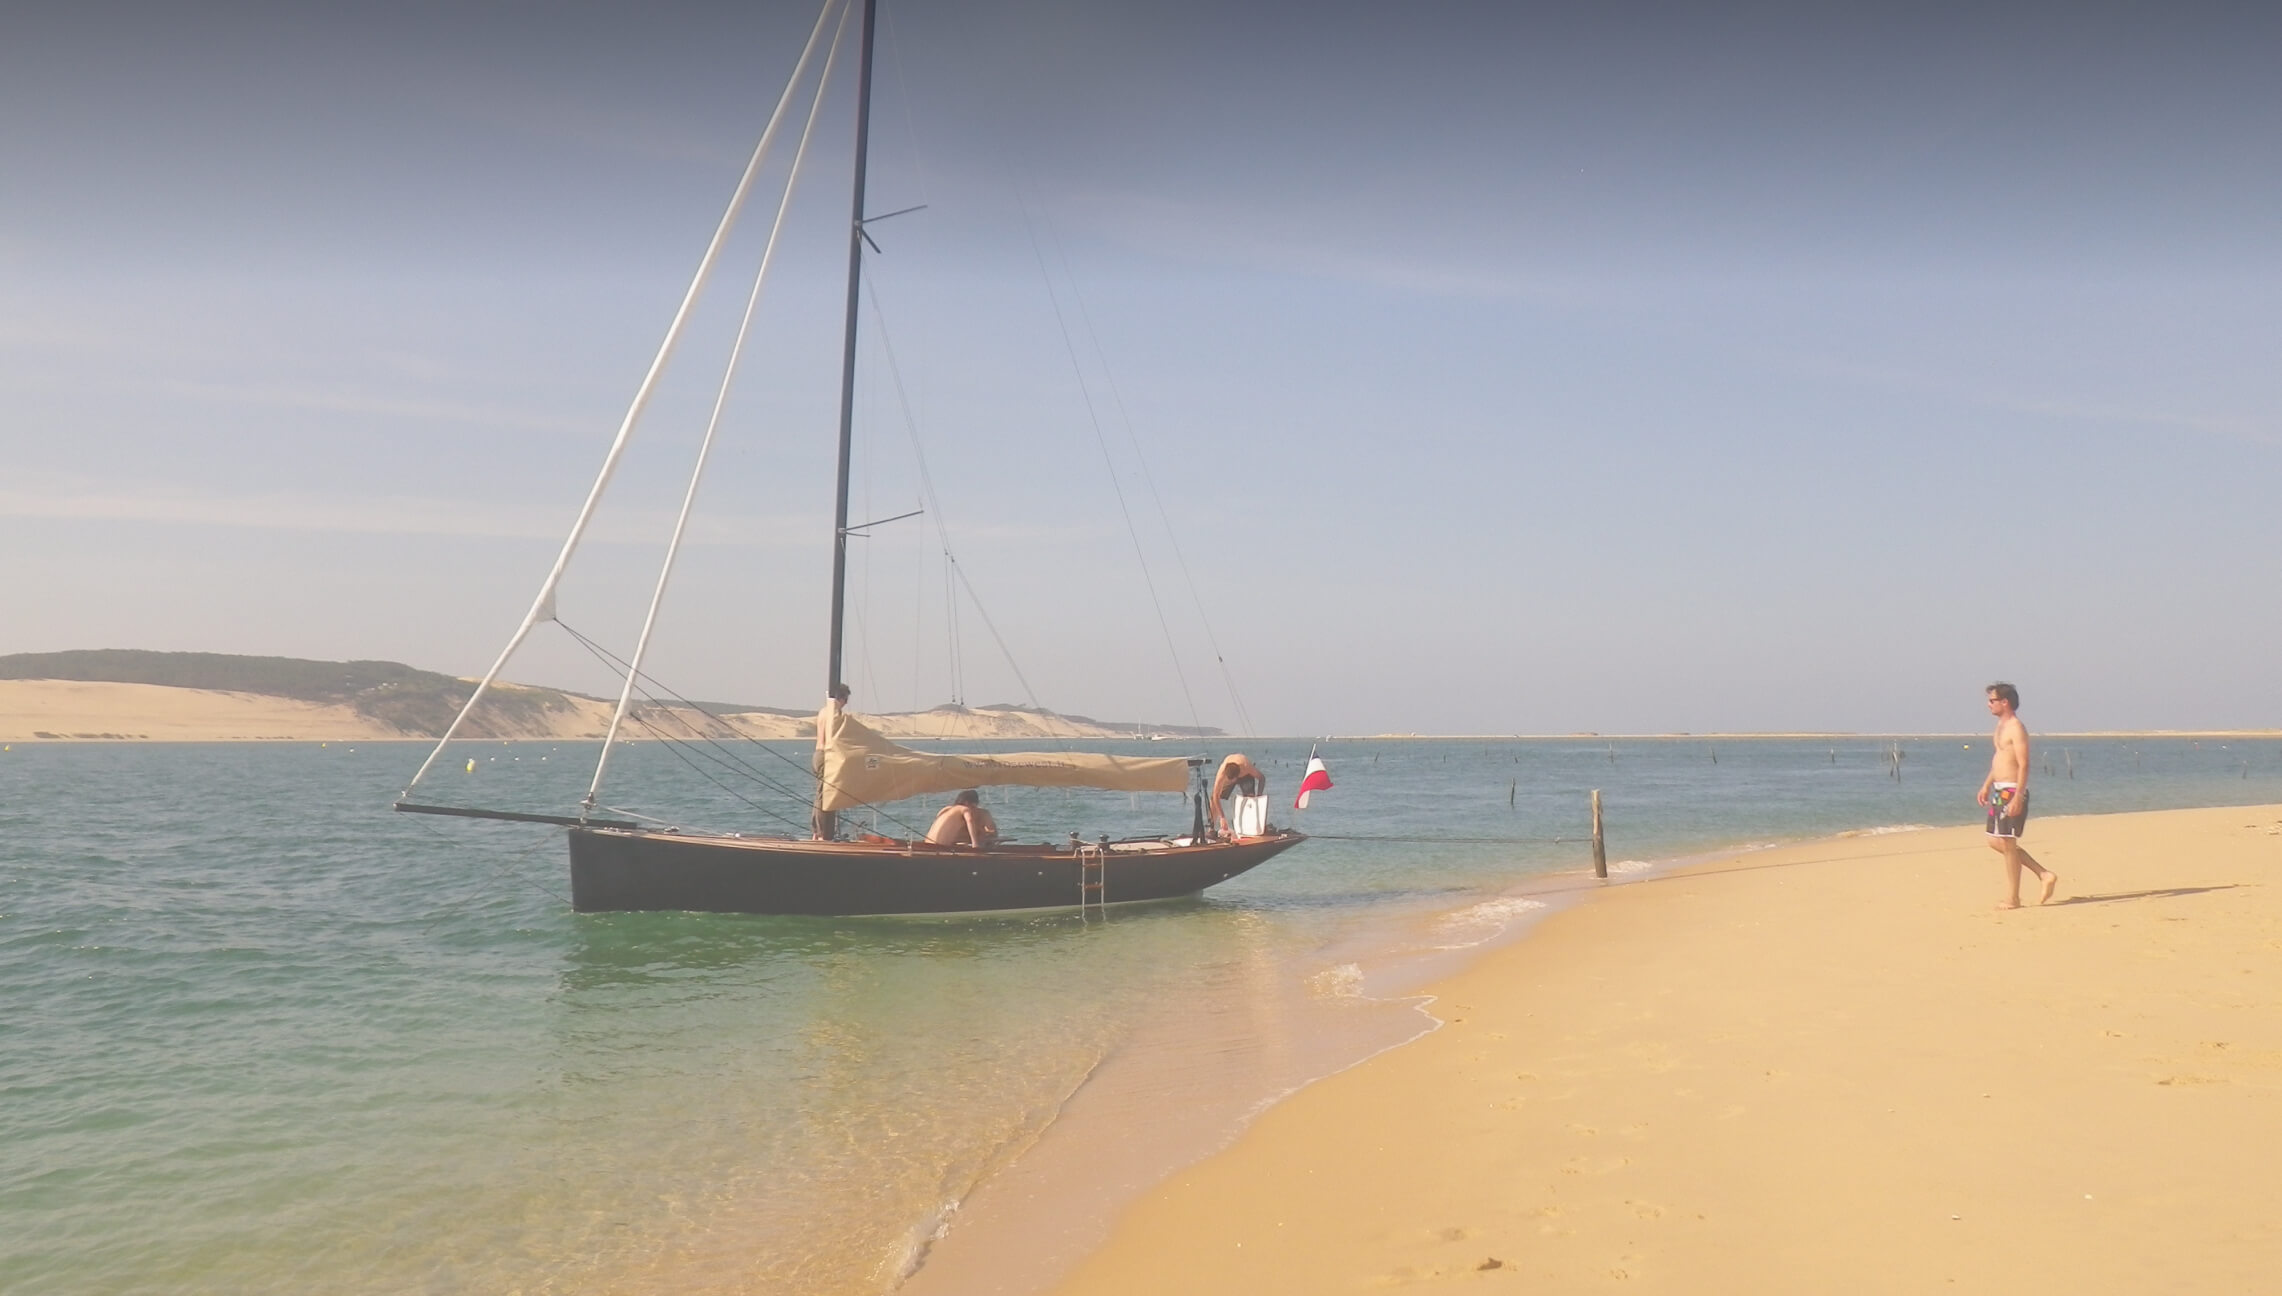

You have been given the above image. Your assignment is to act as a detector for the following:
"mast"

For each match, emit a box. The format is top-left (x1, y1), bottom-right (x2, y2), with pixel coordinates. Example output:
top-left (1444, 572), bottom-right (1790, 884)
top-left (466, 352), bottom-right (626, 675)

top-left (825, 0), bottom-right (878, 693)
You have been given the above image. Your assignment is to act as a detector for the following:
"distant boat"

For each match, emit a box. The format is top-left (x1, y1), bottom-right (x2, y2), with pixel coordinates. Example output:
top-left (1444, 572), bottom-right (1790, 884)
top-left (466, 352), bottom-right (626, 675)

top-left (394, 0), bottom-right (1301, 915)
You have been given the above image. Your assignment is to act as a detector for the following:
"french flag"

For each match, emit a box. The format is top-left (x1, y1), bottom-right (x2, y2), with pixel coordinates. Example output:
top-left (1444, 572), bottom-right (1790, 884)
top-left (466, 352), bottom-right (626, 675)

top-left (1294, 749), bottom-right (1332, 809)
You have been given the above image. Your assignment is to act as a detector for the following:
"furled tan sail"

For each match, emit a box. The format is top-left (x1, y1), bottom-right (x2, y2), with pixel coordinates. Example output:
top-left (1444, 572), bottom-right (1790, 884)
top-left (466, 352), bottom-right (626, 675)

top-left (815, 711), bottom-right (1190, 812)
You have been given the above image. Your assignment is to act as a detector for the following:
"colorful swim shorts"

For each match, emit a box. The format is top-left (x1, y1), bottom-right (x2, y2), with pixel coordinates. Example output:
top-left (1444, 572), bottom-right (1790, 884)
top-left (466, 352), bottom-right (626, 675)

top-left (1986, 783), bottom-right (2029, 839)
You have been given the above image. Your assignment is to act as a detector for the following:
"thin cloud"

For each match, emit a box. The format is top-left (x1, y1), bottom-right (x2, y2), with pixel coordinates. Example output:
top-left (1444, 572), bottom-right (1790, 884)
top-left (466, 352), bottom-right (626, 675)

top-left (1071, 191), bottom-right (1555, 300)
top-left (1750, 351), bottom-right (2281, 450)
top-left (1992, 396), bottom-right (2280, 449)
top-left (0, 475), bottom-right (816, 546)
top-left (441, 82), bottom-right (753, 172)
top-left (154, 379), bottom-right (591, 436)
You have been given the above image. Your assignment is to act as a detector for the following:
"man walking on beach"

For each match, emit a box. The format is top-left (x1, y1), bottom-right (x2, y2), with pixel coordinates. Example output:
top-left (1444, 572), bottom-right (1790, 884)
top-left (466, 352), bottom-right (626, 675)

top-left (1977, 682), bottom-right (2058, 908)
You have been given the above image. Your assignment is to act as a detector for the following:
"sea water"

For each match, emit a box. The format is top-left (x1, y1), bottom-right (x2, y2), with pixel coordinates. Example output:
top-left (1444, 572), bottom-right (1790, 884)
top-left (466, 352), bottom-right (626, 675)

top-left (4, 735), bottom-right (2278, 1293)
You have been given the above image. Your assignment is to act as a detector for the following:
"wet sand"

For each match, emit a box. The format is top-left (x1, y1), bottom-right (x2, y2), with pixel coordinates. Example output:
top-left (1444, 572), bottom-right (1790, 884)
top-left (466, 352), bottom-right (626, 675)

top-left (1041, 804), bottom-right (2282, 1293)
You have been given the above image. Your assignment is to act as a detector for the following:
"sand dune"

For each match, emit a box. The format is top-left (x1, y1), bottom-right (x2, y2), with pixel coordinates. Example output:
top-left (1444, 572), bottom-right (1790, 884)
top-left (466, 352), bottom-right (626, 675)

top-left (0, 679), bottom-right (1154, 743)
top-left (0, 680), bottom-right (407, 742)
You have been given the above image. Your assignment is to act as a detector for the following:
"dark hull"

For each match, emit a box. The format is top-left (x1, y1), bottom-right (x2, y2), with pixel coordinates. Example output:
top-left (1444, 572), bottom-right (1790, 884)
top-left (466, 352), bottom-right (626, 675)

top-left (567, 828), bottom-right (1305, 916)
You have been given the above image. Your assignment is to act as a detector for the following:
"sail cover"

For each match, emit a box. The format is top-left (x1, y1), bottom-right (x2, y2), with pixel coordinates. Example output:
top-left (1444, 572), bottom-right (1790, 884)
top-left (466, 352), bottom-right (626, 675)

top-left (815, 711), bottom-right (1191, 812)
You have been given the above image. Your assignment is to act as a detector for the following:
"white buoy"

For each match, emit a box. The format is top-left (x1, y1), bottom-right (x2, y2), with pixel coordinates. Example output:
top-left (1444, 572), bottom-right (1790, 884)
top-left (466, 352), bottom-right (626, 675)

top-left (466, 759), bottom-right (476, 773)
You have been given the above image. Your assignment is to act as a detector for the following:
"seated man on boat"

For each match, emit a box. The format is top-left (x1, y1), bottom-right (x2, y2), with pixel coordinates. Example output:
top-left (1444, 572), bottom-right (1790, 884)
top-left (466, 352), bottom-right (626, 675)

top-left (925, 790), bottom-right (1000, 849)
top-left (1211, 753), bottom-right (1268, 837)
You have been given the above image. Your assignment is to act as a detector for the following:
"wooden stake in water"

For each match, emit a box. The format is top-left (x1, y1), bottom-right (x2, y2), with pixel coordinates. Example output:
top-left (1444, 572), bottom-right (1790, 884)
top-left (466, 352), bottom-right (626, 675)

top-left (1591, 789), bottom-right (1607, 880)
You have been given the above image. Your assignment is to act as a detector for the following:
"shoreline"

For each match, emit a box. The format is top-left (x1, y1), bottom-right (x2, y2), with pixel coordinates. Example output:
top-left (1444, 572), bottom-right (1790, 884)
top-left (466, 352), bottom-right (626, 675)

top-left (888, 822), bottom-right (1946, 1296)
top-left (1025, 802), bottom-right (2282, 1293)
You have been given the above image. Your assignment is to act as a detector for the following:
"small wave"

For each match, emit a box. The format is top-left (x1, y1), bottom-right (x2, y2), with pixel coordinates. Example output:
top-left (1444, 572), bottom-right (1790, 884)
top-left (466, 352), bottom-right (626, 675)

top-left (887, 1198), bottom-right (960, 1283)
top-left (1429, 896), bottom-right (1549, 948)
top-left (1607, 858), bottom-right (1653, 875)
top-left (1309, 961), bottom-right (1365, 999)
top-left (1836, 823), bottom-right (1935, 838)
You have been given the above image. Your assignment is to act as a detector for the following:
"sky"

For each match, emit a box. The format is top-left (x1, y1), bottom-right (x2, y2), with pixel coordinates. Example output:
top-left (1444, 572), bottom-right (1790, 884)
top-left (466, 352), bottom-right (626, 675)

top-left (4, 0), bottom-right (2278, 735)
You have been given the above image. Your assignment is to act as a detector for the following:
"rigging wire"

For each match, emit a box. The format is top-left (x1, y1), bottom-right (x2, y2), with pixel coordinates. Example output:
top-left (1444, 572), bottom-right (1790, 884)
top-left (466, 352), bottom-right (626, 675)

top-left (899, 2), bottom-right (1234, 745)
top-left (620, 712), bottom-right (815, 835)
top-left (857, 275), bottom-right (1068, 739)
top-left (911, 525), bottom-right (926, 714)
top-left (851, 28), bottom-right (1189, 743)
top-left (558, 624), bottom-right (809, 795)
top-left (561, 628), bottom-right (811, 803)
top-left (400, 0), bottom-right (848, 799)
top-left (1042, 223), bottom-right (1259, 737)
top-left (556, 621), bottom-right (934, 838)
top-left (855, 317), bottom-right (881, 705)
top-left (588, 0), bottom-right (853, 808)
top-left (1010, 192), bottom-right (1206, 736)
top-left (880, 1), bottom-right (945, 723)
top-left (943, 547), bottom-right (963, 704)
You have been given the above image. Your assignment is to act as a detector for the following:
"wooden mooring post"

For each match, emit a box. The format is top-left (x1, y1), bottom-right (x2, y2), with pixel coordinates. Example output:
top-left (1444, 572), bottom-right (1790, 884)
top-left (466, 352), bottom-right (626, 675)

top-left (1591, 789), bottom-right (1607, 879)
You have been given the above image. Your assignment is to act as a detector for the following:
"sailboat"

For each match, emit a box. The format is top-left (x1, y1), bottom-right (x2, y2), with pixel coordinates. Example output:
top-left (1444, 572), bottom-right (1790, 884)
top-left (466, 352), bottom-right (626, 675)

top-left (393, 0), bottom-right (1304, 916)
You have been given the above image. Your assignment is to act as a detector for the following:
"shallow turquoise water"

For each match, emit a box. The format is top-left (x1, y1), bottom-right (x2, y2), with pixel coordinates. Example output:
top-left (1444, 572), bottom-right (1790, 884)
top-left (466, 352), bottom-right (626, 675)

top-left (4, 736), bottom-right (2277, 1292)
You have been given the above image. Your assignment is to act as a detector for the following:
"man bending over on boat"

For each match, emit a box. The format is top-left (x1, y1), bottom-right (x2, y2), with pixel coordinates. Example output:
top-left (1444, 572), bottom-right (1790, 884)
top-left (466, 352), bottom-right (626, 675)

top-left (1211, 753), bottom-right (1266, 837)
top-left (926, 790), bottom-right (999, 849)
top-left (812, 682), bottom-right (852, 840)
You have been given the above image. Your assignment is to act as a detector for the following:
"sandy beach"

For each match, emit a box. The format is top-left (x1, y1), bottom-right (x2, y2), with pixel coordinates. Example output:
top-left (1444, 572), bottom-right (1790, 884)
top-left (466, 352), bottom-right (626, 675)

top-left (1042, 803), bottom-right (2282, 1293)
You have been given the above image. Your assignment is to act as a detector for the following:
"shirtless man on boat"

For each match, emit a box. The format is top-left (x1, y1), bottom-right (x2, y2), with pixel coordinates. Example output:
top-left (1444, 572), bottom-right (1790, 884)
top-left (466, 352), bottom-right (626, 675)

top-left (1211, 753), bottom-right (1267, 837)
top-left (926, 790), bottom-right (999, 849)
top-left (1976, 682), bottom-right (2058, 909)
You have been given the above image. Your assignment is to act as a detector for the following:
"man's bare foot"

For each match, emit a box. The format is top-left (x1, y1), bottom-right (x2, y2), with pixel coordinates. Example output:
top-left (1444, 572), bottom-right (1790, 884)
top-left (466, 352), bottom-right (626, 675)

top-left (2038, 872), bottom-right (2060, 904)
top-left (1996, 900), bottom-right (2021, 910)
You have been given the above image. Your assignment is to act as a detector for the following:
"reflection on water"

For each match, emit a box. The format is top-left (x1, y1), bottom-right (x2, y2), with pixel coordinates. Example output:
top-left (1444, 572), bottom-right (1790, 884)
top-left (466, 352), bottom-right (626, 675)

top-left (2, 737), bottom-right (2277, 1294)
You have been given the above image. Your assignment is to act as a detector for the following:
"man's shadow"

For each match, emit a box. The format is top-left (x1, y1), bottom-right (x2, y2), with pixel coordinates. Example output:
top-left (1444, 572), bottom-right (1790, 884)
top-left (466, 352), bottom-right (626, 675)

top-left (2046, 884), bottom-right (2243, 907)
